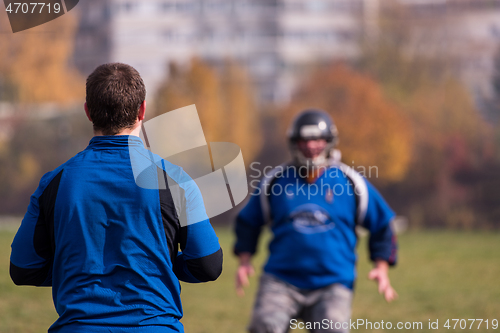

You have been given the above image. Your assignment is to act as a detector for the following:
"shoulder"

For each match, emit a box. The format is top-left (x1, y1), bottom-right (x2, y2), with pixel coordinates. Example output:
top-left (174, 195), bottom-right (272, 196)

top-left (262, 162), bottom-right (291, 181)
top-left (128, 145), bottom-right (191, 187)
top-left (36, 152), bottom-right (84, 195)
top-left (27, 152), bottom-right (88, 205)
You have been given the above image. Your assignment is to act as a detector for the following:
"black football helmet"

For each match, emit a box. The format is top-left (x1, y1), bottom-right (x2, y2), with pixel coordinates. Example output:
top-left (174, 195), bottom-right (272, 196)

top-left (287, 109), bottom-right (339, 168)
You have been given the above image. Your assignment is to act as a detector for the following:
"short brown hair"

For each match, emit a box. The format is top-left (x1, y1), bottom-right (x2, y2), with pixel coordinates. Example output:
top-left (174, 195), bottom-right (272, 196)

top-left (86, 63), bottom-right (146, 135)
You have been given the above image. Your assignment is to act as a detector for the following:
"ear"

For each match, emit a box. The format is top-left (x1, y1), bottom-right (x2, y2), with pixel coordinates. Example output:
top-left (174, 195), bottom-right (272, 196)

top-left (84, 103), bottom-right (92, 122)
top-left (138, 100), bottom-right (146, 121)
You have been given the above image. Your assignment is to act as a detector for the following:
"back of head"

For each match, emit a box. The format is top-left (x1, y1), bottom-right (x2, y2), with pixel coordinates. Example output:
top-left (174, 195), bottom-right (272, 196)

top-left (86, 63), bottom-right (146, 135)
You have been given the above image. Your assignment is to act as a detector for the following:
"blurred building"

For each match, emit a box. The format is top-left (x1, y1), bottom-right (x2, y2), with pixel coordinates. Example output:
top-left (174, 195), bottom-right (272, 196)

top-left (73, 0), bottom-right (500, 105)
top-left (74, 0), bottom-right (364, 104)
top-left (275, 1), bottom-right (363, 102)
top-left (393, 0), bottom-right (500, 104)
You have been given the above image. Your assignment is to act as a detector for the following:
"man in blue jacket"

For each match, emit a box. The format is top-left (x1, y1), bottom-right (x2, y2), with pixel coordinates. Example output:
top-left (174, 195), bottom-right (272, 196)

top-left (10, 63), bottom-right (222, 333)
top-left (234, 110), bottom-right (397, 333)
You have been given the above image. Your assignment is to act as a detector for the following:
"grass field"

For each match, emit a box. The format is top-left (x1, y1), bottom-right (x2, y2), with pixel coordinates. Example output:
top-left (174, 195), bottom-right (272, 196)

top-left (0, 226), bottom-right (499, 332)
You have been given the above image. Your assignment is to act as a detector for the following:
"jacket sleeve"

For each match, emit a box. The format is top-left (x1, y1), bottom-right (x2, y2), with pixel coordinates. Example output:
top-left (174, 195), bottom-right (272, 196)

top-left (171, 170), bottom-right (222, 283)
top-left (368, 223), bottom-right (397, 265)
top-left (233, 184), bottom-right (266, 256)
top-left (174, 222), bottom-right (223, 283)
top-left (10, 170), bottom-right (62, 286)
top-left (362, 180), bottom-right (398, 266)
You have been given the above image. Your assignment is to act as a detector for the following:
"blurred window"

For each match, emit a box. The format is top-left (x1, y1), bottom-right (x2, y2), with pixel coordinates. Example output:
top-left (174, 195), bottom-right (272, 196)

top-left (204, 1), bottom-right (230, 12)
top-left (160, 1), bottom-right (174, 12)
top-left (176, 1), bottom-right (200, 13)
top-left (491, 25), bottom-right (500, 38)
top-left (123, 2), bottom-right (137, 12)
top-left (306, 0), bottom-right (327, 12)
top-left (281, 1), bottom-right (301, 10)
top-left (163, 30), bottom-right (181, 42)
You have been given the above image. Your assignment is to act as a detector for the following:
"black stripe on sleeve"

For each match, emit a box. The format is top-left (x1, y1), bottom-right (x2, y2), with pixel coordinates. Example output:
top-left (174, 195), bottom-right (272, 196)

top-left (157, 167), bottom-right (183, 265)
top-left (156, 164), bottom-right (222, 281)
top-left (184, 248), bottom-right (223, 282)
top-left (10, 261), bottom-right (52, 286)
top-left (34, 170), bottom-right (63, 260)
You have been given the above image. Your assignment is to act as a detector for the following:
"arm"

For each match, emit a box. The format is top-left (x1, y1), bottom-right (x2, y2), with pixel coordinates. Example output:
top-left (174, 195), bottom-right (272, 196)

top-left (233, 190), bottom-right (266, 296)
top-left (174, 220), bottom-right (223, 283)
top-left (10, 196), bottom-right (53, 286)
top-left (170, 169), bottom-right (222, 283)
top-left (235, 252), bottom-right (254, 296)
top-left (361, 180), bottom-right (398, 302)
top-left (368, 259), bottom-right (398, 302)
top-left (10, 170), bottom-right (61, 286)
top-left (234, 214), bottom-right (260, 296)
top-left (367, 222), bottom-right (398, 302)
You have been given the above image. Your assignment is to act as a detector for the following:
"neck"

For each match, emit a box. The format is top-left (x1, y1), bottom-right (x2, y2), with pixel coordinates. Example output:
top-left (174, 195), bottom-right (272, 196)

top-left (94, 122), bottom-right (142, 137)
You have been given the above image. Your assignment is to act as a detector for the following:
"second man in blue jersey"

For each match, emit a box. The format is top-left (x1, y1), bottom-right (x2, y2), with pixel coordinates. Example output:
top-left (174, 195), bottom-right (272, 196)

top-left (234, 109), bottom-right (398, 333)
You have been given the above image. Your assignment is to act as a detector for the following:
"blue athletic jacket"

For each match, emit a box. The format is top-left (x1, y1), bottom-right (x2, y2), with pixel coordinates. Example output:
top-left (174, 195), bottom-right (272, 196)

top-left (234, 164), bottom-right (397, 290)
top-left (10, 135), bottom-right (222, 332)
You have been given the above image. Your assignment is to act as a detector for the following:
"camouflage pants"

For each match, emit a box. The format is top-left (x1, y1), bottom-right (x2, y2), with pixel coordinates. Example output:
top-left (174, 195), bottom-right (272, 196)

top-left (249, 273), bottom-right (353, 333)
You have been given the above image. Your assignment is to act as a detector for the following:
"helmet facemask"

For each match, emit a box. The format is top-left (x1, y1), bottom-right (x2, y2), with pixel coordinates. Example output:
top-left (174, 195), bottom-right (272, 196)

top-left (289, 136), bottom-right (337, 171)
top-left (287, 111), bottom-right (339, 171)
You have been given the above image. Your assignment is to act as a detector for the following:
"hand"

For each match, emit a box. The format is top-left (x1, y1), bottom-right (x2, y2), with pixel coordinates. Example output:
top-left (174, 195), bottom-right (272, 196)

top-left (368, 260), bottom-right (398, 303)
top-left (235, 253), bottom-right (254, 297)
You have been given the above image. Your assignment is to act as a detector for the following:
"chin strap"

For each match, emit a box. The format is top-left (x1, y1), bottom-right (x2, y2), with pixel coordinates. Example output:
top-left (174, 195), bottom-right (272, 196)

top-left (328, 149), bottom-right (342, 165)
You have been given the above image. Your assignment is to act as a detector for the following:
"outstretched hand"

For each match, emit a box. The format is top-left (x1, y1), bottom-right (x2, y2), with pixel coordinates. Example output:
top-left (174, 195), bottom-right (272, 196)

top-left (368, 260), bottom-right (398, 303)
top-left (235, 252), bottom-right (254, 297)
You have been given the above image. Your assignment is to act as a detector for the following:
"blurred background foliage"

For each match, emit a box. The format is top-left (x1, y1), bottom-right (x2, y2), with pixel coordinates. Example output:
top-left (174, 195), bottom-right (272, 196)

top-left (1, 3), bottom-right (500, 229)
top-left (0, 13), bottom-right (84, 103)
top-left (280, 63), bottom-right (413, 184)
top-left (153, 58), bottom-right (263, 165)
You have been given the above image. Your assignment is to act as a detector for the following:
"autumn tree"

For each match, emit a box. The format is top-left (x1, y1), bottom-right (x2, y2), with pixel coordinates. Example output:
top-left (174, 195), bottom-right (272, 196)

top-left (485, 46), bottom-right (500, 159)
top-left (282, 63), bottom-right (413, 184)
top-left (357, 0), bottom-right (495, 228)
top-left (153, 58), bottom-right (262, 164)
top-left (0, 109), bottom-right (92, 213)
top-left (219, 60), bottom-right (262, 162)
top-left (0, 12), bottom-right (86, 213)
top-left (493, 47), bottom-right (500, 118)
top-left (0, 11), bottom-right (84, 103)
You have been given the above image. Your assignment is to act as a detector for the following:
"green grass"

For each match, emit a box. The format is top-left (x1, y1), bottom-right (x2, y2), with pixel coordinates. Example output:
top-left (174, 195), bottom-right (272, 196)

top-left (1, 228), bottom-right (499, 332)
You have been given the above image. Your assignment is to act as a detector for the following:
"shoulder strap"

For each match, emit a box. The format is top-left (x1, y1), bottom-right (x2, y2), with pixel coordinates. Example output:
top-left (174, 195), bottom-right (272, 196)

top-left (258, 161), bottom-right (369, 226)
top-left (259, 162), bottom-right (289, 225)
top-left (337, 162), bottom-right (369, 226)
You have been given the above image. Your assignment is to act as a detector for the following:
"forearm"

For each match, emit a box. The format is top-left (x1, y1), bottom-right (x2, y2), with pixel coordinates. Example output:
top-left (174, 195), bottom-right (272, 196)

top-left (175, 220), bottom-right (223, 283)
top-left (369, 223), bottom-right (398, 265)
top-left (234, 217), bottom-right (262, 255)
top-left (11, 225), bottom-right (53, 286)
top-left (174, 248), bottom-right (223, 283)
top-left (374, 259), bottom-right (389, 270)
top-left (368, 258), bottom-right (398, 302)
top-left (238, 252), bottom-right (252, 265)
top-left (10, 192), bottom-right (54, 287)
top-left (10, 261), bottom-right (52, 286)
top-left (235, 252), bottom-right (255, 296)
